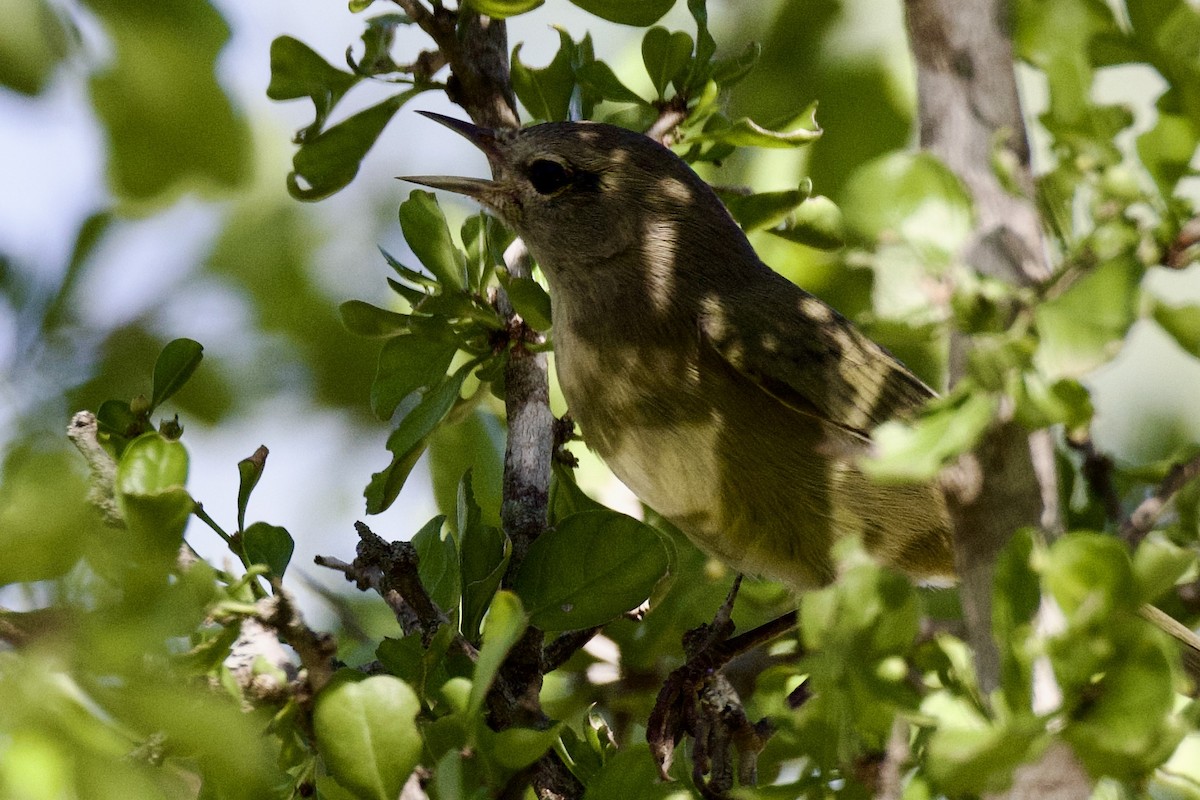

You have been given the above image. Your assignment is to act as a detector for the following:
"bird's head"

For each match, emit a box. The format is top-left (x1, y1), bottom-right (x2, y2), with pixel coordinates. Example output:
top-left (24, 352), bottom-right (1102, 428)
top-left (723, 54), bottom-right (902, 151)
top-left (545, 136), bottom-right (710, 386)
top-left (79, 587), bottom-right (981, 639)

top-left (404, 112), bottom-right (730, 276)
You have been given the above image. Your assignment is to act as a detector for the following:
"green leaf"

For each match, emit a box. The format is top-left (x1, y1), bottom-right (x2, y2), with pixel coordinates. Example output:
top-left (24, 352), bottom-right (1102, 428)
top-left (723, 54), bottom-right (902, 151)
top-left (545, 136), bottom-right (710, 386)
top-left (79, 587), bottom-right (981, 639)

top-left (96, 398), bottom-right (138, 438)
top-left (688, 104), bottom-right (822, 148)
top-left (567, 0), bottom-right (675, 26)
top-left (839, 150), bottom-right (973, 262)
top-left (458, 471), bottom-right (512, 641)
top-left (463, 0), bottom-right (545, 19)
top-left (339, 300), bottom-right (410, 337)
top-left (399, 190), bottom-right (468, 291)
top-left (1044, 533), bottom-right (1137, 617)
top-left (480, 724), bottom-right (564, 770)
top-left (513, 509), bottom-right (669, 631)
top-left (411, 515), bottom-right (460, 613)
top-left (370, 334), bottom-right (458, 420)
top-left (116, 433), bottom-right (193, 551)
top-left (992, 528), bottom-right (1040, 711)
top-left (1138, 113), bottom-right (1199, 195)
top-left (117, 433), bottom-right (190, 499)
top-left (1011, 372), bottom-right (1093, 430)
top-left (770, 195), bottom-right (846, 250)
top-left (720, 184), bottom-right (811, 232)
top-left (580, 744), bottom-right (675, 800)
top-left (925, 714), bottom-right (1045, 796)
top-left (549, 463), bottom-right (606, 522)
top-left (467, 590), bottom-right (528, 717)
top-left (241, 522), bottom-right (294, 580)
top-left (511, 29), bottom-right (576, 123)
top-left (503, 276), bottom-right (553, 331)
top-left (348, 14), bottom-right (410, 76)
top-left (150, 338), bottom-right (204, 411)
top-left (1152, 298), bottom-right (1200, 359)
top-left (288, 91), bottom-right (418, 201)
top-left (641, 27), bottom-right (693, 98)
top-left (83, 0), bottom-right (250, 200)
top-left (313, 671), bottom-right (422, 800)
top-left (0, 0), bottom-right (69, 96)
top-left (1035, 255), bottom-right (1141, 378)
top-left (266, 36), bottom-right (359, 138)
top-left (365, 359), bottom-right (479, 514)
top-left (235, 445), bottom-right (267, 532)
top-left (1061, 629), bottom-right (1181, 781)
top-left (862, 391), bottom-right (997, 483)
top-left (576, 61), bottom-right (649, 106)
top-left (1133, 533), bottom-right (1197, 605)
top-left (683, 0), bottom-right (716, 90)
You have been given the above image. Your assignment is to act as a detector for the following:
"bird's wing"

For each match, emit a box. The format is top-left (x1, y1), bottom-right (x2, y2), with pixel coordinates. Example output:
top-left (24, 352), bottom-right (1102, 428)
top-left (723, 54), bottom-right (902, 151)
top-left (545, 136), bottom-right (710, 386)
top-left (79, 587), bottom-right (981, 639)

top-left (698, 282), bottom-right (934, 439)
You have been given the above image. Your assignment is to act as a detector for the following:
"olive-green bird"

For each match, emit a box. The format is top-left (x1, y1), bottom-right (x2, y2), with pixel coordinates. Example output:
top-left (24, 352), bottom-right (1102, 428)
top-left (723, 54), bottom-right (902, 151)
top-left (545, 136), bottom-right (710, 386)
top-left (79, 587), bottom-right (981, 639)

top-left (407, 111), bottom-right (954, 590)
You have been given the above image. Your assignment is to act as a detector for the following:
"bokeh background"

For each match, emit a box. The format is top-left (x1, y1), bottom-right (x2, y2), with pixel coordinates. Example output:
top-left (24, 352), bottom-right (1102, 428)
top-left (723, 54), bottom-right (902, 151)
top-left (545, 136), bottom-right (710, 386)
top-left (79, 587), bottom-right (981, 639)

top-left (3, 0), bottom-right (1198, 623)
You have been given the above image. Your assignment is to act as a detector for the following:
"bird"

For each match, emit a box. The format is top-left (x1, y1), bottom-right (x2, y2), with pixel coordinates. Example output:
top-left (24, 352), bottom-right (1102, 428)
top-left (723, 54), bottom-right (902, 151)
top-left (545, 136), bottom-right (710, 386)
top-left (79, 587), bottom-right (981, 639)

top-left (405, 111), bottom-right (955, 591)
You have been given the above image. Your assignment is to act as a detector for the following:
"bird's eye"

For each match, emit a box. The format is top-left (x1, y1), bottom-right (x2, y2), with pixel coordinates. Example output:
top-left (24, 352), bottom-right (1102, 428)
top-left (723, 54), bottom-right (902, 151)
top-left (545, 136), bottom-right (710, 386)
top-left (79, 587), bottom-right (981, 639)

top-left (527, 159), bottom-right (571, 195)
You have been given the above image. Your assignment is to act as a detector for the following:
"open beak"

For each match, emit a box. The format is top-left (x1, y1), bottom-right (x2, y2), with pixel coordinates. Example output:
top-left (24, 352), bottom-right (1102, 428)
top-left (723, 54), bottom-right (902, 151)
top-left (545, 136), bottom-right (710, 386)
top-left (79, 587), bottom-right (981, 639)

top-left (400, 111), bottom-right (505, 201)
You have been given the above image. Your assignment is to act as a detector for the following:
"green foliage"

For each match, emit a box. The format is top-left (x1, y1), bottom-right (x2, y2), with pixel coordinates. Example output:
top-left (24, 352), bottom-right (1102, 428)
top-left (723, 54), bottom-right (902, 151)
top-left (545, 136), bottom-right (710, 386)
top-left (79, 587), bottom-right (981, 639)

top-left (8, 0), bottom-right (1200, 798)
top-left (83, 0), bottom-right (251, 201)
top-left (313, 671), bottom-right (424, 800)
top-left (512, 509), bottom-right (669, 631)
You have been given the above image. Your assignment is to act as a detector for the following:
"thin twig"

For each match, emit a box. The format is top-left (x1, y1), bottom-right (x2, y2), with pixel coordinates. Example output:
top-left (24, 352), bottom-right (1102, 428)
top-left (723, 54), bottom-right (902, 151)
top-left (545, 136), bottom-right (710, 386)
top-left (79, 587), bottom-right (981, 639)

top-left (257, 580), bottom-right (337, 696)
top-left (1121, 452), bottom-right (1200, 545)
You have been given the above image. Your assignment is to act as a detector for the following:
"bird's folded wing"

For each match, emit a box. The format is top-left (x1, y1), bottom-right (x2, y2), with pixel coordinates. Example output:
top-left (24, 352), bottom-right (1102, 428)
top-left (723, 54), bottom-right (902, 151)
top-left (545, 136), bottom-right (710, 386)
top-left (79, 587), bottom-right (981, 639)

top-left (698, 288), bottom-right (934, 439)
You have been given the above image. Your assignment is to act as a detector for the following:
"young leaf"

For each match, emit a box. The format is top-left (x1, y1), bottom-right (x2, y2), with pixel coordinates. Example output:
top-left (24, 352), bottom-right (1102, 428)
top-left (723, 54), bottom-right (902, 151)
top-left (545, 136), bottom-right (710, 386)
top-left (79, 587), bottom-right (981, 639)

top-left (466, 590), bottom-right (528, 717)
top-left (150, 338), bottom-right (204, 411)
top-left (96, 398), bottom-right (138, 438)
top-left (236, 445), bottom-right (268, 532)
top-left (288, 90), bottom-right (418, 201)
top-left (641, 27), bottom-right (693, 98)
top-left (861, 391), bottom-right (997, 483)
top-left (411, 514), bottom-right (460, 613)
top-left (241, 522), bottom-right (294, 580)
top-left (689, 107), bottom-right (823, 148)
top-left (266, 36), bottom-right (359, 138)
top-left (502, 276), bottom-right (553, 331)
top-left (458, 471), bottom-right (512, 641)
top-left (116, 433), bottom-right (193, 552)
top-left (511, 29), bottom-right (576, 123)
top-left (313, 671), bottom-right (422, 800)
top-left (576, 61), bottom-right (649, 106)
top-left (370, 334), bottom-right (458, 420)
top-left (1034, 255), bottom-right (1140, 378)
top-left (365, 359), bottom-right (481, 514)
top-left (512, 509), bottom-right (669, 631)
top-left (720, 185), bottom-right (810, 232)
top-left (399, 190), bottom-right (468, 291)
top-left (339, 300), bottom-right (410, 337)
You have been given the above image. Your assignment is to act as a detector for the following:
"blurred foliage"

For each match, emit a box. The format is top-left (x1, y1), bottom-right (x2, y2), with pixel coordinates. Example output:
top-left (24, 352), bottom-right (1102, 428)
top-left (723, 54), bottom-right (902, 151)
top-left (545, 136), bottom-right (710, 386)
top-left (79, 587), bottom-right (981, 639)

top-left (3, 0), bottom-right (1200, 798)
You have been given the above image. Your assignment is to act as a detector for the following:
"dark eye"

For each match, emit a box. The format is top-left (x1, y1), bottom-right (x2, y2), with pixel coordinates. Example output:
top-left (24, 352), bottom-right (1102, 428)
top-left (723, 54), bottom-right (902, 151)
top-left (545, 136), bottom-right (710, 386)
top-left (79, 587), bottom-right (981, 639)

top-left (527, 159), bottom-right (571, 194)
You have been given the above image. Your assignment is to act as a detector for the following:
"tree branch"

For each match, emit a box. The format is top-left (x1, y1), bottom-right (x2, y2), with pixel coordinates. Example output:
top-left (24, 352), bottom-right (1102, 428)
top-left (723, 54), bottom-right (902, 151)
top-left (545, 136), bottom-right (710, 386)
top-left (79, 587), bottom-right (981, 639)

top-left (905, 0), bottom-right (1057, 695)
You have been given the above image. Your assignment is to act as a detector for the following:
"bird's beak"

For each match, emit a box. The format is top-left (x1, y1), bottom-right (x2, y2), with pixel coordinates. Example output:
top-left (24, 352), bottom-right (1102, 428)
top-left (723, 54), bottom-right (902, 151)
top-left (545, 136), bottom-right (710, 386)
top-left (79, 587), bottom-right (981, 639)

top-left (400, 111), bottom-right (506, 201)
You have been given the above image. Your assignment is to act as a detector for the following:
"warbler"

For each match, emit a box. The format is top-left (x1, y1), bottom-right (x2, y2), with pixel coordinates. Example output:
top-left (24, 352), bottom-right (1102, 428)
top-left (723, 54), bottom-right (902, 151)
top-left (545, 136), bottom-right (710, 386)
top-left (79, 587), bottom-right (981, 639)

top-left (406, 111), bottom-right (954, 589)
